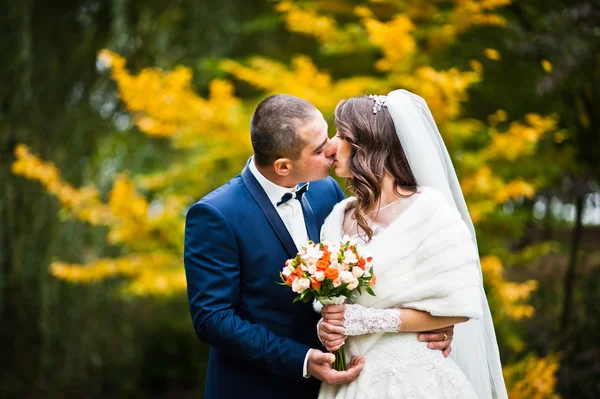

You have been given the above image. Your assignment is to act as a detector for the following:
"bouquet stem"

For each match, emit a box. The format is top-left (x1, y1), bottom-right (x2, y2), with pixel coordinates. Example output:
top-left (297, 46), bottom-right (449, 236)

top-left (332, 344), bottom-right (346, 371)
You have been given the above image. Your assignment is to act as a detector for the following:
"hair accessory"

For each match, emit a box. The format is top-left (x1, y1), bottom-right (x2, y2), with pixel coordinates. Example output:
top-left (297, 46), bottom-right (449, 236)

top-left (368, 94), bottom-right (387, 114)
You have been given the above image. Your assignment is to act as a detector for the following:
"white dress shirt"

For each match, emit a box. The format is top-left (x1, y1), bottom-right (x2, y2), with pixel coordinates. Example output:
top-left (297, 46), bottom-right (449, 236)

top-left (249, 158), bottom-right (313, 378)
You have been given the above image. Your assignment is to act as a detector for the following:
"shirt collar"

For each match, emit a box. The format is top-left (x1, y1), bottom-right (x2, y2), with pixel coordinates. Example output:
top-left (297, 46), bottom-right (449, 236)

top-left (249, 157), bottom-right (298, 207)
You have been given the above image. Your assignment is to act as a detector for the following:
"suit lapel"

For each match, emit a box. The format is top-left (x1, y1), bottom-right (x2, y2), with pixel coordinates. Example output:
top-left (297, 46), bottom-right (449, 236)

top-left (241, 165), bottom-right (298, 258)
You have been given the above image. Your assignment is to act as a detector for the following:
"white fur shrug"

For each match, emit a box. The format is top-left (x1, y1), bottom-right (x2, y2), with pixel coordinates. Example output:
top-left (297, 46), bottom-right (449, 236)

top-left (320, 187), bottom-right (483, 323)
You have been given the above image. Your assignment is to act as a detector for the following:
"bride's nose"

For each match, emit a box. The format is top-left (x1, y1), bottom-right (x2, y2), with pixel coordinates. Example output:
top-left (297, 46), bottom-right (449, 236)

top-left (325, 140), bottom-right (338, 157)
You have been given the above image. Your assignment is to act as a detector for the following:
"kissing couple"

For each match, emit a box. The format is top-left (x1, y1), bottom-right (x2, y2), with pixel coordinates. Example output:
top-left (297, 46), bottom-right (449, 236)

top-left (184, 90), bottom-right (508, 399)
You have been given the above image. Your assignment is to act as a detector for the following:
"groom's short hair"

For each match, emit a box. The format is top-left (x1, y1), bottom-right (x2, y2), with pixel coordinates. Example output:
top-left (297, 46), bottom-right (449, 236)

top-left (250, 94), bottom-right (318, 167)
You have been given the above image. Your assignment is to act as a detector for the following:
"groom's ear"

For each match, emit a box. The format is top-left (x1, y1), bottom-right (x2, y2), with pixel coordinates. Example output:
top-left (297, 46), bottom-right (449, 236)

top-left (273, 158), bottom-right (292, 176)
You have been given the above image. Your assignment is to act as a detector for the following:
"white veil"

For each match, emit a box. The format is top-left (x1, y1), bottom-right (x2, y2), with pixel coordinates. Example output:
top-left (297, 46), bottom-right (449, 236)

top-left (385, 89), bottom-right (508, 399)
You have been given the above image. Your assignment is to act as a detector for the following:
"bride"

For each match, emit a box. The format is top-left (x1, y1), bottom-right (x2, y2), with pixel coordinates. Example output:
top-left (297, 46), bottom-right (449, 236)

top-left (316, 90), bottom-right (508, 399)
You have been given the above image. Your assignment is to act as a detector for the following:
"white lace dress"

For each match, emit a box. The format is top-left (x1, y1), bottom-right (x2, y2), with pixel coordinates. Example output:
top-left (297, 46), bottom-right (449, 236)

top-left (318, 191), bottom-right (479, 399)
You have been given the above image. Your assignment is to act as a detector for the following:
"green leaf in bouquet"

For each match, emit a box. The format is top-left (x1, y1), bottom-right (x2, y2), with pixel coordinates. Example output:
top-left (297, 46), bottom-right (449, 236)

top-left (365, 286), bottom-right (375, 296)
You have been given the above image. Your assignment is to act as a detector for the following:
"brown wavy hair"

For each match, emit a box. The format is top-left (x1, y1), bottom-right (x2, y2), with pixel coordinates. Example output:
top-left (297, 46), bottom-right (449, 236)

top-left (334, 95), bottom-right (417, 241)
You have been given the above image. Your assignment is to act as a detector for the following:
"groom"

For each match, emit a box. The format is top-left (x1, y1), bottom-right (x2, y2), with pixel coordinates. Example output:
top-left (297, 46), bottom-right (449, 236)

top-left (184, 94), bottom-right (453, 399)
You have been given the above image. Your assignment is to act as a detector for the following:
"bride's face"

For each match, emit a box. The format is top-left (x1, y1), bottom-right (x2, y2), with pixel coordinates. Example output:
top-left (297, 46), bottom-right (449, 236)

top-left (330, 132), bottom-right (353, 178)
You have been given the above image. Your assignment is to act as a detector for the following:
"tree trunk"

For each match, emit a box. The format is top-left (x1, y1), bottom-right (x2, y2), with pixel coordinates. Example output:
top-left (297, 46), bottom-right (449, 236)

top-left (560, 194), bottom-right (585, 332)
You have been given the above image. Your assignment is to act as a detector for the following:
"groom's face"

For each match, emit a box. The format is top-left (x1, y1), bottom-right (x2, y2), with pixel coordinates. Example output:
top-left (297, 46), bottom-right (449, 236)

top-left (290, 111), bottom-right (337, 183)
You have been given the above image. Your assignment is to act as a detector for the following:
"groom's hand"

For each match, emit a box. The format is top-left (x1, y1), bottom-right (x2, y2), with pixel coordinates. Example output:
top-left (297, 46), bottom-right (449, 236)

top-left (307, 349), bottom-right (365, 385)
top-left (418, 325), bottom-right (454, 357)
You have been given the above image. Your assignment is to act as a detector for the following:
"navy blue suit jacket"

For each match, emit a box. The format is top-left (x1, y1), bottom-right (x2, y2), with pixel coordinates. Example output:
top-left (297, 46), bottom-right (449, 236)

top-left (184, 164), bottom-right (345, 399)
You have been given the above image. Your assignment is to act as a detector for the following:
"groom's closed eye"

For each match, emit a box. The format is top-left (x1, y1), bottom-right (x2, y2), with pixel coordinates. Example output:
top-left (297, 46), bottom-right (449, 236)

top-left (313, 137), bottom-right (328, 154)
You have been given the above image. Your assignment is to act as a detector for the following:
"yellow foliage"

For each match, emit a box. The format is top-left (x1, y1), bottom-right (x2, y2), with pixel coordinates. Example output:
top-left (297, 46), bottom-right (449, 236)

top-left (451, 0), bottom-right (511, 32)
top-left (221, 56), bottom-right (383, 112)
top-left (485, 113), bottom-right (559, 161)
top-left (469, 59), bottom-right (484, 74)
top-left (480, 256), bottom-right (537, 321)
top-left (51, 252), bottom-right (185, 296)
top-left (362, 14), bottom-right (416, 71)
top-left (11, 144), bottom-right (114, 225)
top-left (484, 48), bottom-right (502, 60)
top-left (494, 180), bottom-right (536, 203)
top-left (399, 66), bottom-right (480, 124)
top-left (504, 354), bottom-right (561, 399)
top-left (542, 59), bottom-right (553, 72)
top-left (461, 166), bottom-right (537, 221)
top-left (275, 1), bottom-right (339, 43)
top-left (488, 109), bottom-right (508, 126)
top-left (98, 50), bottom-right (245, 149)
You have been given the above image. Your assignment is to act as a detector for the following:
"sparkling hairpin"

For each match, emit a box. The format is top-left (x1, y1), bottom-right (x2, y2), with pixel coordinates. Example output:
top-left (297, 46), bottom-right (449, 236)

top-left (368, 94), bottom-right (387, 114)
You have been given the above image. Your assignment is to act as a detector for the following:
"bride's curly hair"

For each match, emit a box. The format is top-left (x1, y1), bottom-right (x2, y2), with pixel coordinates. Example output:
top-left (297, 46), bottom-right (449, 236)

top-left (334, 95), bottom-right (417, 241)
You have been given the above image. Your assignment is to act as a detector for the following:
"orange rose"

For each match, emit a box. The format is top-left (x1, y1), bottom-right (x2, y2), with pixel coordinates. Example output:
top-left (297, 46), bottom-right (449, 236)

top-left (295, 266), bottom-right (305, 277)
top-left (286, 274), bottom-right (297, 285)
top-left (311, 280), bottom-right (321, 290)
top-left (321, 251), bottom-right (331, 263)
top-left (368, 274), bottom-right (377, 286)
top-left (324, 267), bottom-right (339, 281)
top-left (358, 258), bottom-right (366, 269)
top-left (316, 259), bottom-right (329, 271)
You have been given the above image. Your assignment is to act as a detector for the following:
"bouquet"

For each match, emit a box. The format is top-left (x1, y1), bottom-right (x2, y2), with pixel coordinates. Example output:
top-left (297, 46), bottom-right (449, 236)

top-left (279, 239), bottom-right (376, 371)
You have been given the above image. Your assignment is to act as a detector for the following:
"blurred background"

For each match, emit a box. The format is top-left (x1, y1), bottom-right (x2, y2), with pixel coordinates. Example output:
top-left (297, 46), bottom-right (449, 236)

top-left (1, 0), bottom-right (599, 398)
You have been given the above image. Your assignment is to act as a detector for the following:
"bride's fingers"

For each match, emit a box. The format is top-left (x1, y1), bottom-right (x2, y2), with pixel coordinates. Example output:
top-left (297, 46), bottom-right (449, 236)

top-left (327, 342), bottom-right (344, 352)
top-left (324, 333), bottom-right (345, 343)
top-left (326, 337), bottom-right (345, 351)
top-left (326, 319), bottom-right (344, 327)
top-left (323, 322), bottom-right (345, 335)
top-left (322, 305), bottom-right (345, 314)
top-left (322, 312), bottom-right (345, 322)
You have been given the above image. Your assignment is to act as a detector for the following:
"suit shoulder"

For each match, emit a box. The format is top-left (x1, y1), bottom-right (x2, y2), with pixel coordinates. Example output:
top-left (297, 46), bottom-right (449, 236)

top-left (191, 175), bottom-right (245, 211)
top-left (310, 176), bottom-right (342, 194)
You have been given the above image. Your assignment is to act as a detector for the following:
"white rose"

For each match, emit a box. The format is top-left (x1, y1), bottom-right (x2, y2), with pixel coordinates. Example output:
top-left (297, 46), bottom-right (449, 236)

top-left (340, 271), bottom-right (355, 284)
top-left (326, 242), bottom-right (340, 254)
top-left (303, 244), bottom-right (323, 261)
top-left (329, 258), bottom-right (340, 269)
top-left (343, 250), bottom-right (358, 264)
top-left (313, 271), bottom-right (325, 282)
top-left (338, 262), bottom-right (350, 272)
top-left (282, 266), bottom-right (293, 277)
top-left (346, 277), bottom-right (359, 290)
top-left (292, 277), bottom-right (311, 293)
top-left (307, 264), bottom-right (317, 275)
top-left (333, 277), bottom-right (342, 287)
top-left (351, 267), bottom-right (364, 278)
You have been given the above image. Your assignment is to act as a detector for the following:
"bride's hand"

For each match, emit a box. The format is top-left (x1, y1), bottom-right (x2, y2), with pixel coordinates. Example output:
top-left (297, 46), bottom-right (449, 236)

top-left (320, 305), bottom-right (346, 352)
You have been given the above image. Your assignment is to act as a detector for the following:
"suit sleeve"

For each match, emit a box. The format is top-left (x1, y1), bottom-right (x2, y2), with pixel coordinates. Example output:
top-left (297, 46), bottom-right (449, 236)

top-left (184, 201), bottom-right (310, 379)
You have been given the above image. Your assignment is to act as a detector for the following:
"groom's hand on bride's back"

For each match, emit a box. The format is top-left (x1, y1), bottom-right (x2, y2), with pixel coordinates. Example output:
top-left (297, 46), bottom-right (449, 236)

top-left (307, 349), bottom-right (365, 385)
top-left (418, 325), bottom-right (454, 357)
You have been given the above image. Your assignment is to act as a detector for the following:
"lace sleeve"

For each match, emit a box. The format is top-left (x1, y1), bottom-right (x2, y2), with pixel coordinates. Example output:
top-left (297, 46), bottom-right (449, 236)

top-left (344, 304), bottom-right (402, 336)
